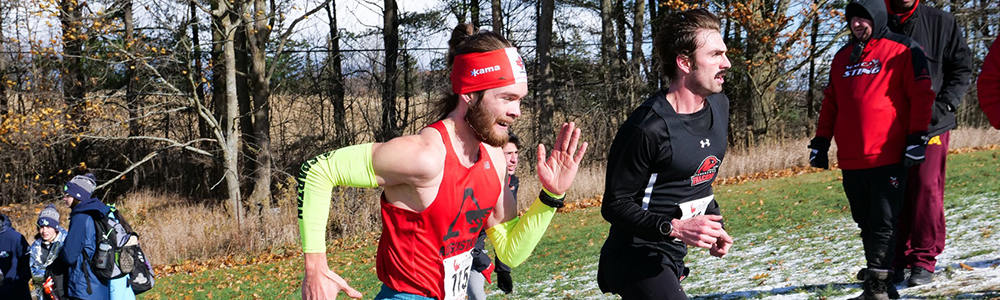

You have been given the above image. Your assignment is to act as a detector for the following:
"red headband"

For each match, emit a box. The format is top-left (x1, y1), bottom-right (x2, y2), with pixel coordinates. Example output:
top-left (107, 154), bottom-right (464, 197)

top-left (450, 47), bottom-right (527, 94)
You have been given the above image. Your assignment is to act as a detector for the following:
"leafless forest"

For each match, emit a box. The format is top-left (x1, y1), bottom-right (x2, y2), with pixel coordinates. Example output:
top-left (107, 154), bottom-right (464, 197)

top-left (1, 0), bottom-right (998, 218)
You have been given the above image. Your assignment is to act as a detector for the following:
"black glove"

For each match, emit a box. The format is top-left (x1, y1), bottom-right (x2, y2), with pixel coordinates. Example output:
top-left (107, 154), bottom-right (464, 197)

top-left (808, 137), bottom-right (830, 170)
top-left (496, 271), bottom-right (513, 294)
top-left (902, 133), bottom-right (929, 167)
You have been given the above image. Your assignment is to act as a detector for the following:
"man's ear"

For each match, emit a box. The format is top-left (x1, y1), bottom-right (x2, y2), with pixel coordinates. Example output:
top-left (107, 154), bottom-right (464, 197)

top-left (460, 92), bottom-right (477, 106)
top-left (677, 54), bottom-right (692, 74)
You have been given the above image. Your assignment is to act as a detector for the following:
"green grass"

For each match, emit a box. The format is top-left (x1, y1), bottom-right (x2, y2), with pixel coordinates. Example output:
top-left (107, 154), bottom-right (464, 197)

top-left (140, 149), bottom-right (1000, 299)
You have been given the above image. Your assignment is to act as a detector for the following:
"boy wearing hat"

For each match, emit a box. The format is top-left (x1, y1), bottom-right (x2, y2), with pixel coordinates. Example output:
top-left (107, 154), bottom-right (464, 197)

top-left (30, 204), bottom-right (69, 300)
top-left (0, 211), bottom-right (32, 299)
top-left (59, 173), bottom-right (112, 300)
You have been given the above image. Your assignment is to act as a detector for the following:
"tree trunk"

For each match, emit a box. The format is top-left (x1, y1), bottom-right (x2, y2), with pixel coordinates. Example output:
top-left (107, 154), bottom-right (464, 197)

top-left (325, 2), bottom-right (348, 145)
top-left (379, 0), bottom-right (400, 142)
top-left (124, 0), bottom-right (139, 138)
top-left (0, 14), bottom-right (6, 116)
top-left (211, 0), bottom-right (226, 130)
top-left (121, 0), bottom-right (143, 188)
top-left (647, 0), bottom-right (659, 90)
top-left (630, 0), bottom-right (645, 108)
top-left (235, 20), bottom-right (253, 188)
top-left (246, 0), bottom-right (274, 211)
top-left (471, 0), bottom-right (481, 29)
top-left (600, 0), bottom-right (615, 72)
top-left (535, 0), bottom-right (555, 146)
top-left (60, 0), bottom-right (86, 122)
top-left (193, 0), bottom-right (209, 141)
top-left (60, 0), bottom-right (89, 164)
top-left (491, 0), bottom-right (503, 36)
top-left (213, 1), bottom-right (244, 226)
top-left (600, 0), bottom-right (622, 123)
top-left (808, 0), bottom-right (819, 119)
top-left (402, 49), bottom-right (412, 131)
top-left (614, 0), bottom-right (627, 68)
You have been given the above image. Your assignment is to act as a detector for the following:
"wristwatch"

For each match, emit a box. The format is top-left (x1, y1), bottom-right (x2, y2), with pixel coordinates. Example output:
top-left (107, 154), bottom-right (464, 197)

top-left (659, 220), bottom-right (673, 237)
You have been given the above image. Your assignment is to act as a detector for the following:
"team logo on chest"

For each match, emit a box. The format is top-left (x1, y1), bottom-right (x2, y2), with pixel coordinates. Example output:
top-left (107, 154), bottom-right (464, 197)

top-left (843, 59), bottom-right (882, 77)
top-left (440, 188), bottom-right (493, 257)
top-left (690, 156), bottom-right (721, 186)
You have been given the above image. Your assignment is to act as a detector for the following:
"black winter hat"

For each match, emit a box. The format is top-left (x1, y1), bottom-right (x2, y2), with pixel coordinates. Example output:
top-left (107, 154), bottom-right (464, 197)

top-left (845, 2), bottom-right (873, 23)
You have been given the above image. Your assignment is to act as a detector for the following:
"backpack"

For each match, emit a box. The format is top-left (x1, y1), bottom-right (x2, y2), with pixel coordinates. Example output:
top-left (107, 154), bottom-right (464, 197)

top-left (88, 204), bottom-right (155, 294)
top-left (126, 242), bottom-right (155, 294)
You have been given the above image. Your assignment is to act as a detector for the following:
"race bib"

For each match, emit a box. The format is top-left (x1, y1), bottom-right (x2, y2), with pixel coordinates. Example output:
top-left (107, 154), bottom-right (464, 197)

top-left (678, 194), bottom-right (714, 220)
top-left (442, 250), bottom-right (474, 300)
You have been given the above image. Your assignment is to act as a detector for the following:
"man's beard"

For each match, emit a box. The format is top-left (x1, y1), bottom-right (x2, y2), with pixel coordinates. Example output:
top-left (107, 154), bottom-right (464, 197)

top-left (466, 100), bottom-right (509, 147)
top-left (687, 63), bottom-right (725, 96)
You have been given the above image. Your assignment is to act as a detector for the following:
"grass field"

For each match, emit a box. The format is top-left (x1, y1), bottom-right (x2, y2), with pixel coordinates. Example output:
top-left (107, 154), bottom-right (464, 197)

top-left (139, 149), bottom-right (1000, 300)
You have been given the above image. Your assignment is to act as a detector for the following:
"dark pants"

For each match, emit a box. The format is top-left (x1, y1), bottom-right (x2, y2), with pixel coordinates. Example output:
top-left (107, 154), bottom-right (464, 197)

top-left (617, 264), bottom-right (688, 300)
top-left (843, 163), bottom-right (909, 270)
top-left (894, 131), bottom-right (949, 272)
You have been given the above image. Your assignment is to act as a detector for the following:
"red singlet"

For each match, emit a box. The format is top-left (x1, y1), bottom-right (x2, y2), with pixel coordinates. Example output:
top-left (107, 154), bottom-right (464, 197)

top-left (376, 121), bottom-right (503, 300)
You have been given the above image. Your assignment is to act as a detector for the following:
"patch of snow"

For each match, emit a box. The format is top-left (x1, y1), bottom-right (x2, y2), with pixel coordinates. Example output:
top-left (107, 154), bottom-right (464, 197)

top-left (506, 193), bottom-right (1000, 299)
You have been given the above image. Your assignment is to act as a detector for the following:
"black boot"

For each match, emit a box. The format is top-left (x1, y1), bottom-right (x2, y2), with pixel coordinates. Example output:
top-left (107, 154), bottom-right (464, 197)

top-left (908, 266), bottom-right (934, 286)
top-left (858, 267), bottom-right (907, 284)
top-left (886, 275), bottom-right (900, 299)
top-left (851, 269), bottom-right (890, 300)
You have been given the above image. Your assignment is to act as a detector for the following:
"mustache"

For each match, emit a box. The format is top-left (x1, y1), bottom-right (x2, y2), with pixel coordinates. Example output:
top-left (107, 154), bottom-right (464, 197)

top-left (716, 71), bottom-right (727, 78)
top-left (497, 116), bottom-right (516, 125)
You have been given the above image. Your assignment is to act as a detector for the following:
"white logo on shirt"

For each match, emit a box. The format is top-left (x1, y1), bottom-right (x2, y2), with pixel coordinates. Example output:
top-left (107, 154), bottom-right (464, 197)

top-left (843, 59), bottom-right (882, 77)
top-left (700, 139), bottom-right (711, 148)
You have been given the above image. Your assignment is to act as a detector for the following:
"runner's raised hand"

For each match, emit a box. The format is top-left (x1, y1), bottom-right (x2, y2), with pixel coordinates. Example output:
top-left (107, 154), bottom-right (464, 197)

top-left (537, 122), bottom-right (589, 196)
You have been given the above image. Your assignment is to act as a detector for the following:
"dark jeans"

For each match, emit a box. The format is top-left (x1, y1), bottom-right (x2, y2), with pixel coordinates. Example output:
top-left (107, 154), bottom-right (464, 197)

top-left (894, 131), bottom-right (949, 272)
top-left (843, 163), bottom-right (909, 270)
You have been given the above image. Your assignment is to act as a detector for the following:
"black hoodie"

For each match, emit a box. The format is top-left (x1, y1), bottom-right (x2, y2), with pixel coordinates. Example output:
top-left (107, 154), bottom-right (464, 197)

top-left (886, 0), bottom-right (973, 137)
top-left (846, 0), bottom-right (890, 42)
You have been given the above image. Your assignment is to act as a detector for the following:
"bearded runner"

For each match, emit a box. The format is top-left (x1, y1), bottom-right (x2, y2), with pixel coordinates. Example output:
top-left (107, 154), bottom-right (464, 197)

top-left (298, 24), bottom-right (588, 300)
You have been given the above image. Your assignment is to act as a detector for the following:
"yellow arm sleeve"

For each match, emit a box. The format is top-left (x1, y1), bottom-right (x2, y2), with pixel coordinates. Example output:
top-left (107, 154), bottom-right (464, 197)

top-left (485, 196), bottom-right (559, 267)
top-left (297, 143), bottom-right (378, 253)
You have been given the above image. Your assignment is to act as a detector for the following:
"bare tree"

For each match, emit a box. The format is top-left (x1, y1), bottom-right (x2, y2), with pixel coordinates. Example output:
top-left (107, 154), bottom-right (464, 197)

top-left (192, 0), bottom-right (210, 140)
top-left (210, 0), bottom-right (245, 224)
top-left (0, 10), bottom-right (6, 116)
top-left (59, 0), bottom-right (86, 122)
top-left (535, 0), bottom-right (555, 146)
top-left (630, 0), bottom-right (646, 108)
top-left (0, 0), bottom-right (7, 116)
top-left (325, 1), bottom-right (348, 145)
top-left (379, 0), bottom-right (401, 142)
top-left (471, 0), bottom-right (481, 28)
top-left (647, 0), bottom-right (662, 90)
top-left (491, 0), bottom-right (503, 36)
top-left (236, 0), bottom-right (337, 209)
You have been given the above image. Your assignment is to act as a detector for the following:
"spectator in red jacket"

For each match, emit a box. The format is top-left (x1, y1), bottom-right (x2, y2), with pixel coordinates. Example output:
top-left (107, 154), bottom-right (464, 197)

top-left (808, 0), bottom-right (934, 298)
top-left (979, 39), bottom-right (1000, 129)
top-left (883, 0), bottom-right (973, 287)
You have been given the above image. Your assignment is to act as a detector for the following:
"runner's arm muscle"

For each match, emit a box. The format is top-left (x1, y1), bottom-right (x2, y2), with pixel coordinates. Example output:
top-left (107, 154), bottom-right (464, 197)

top-left (298, 135), bottom-right (441, 253)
